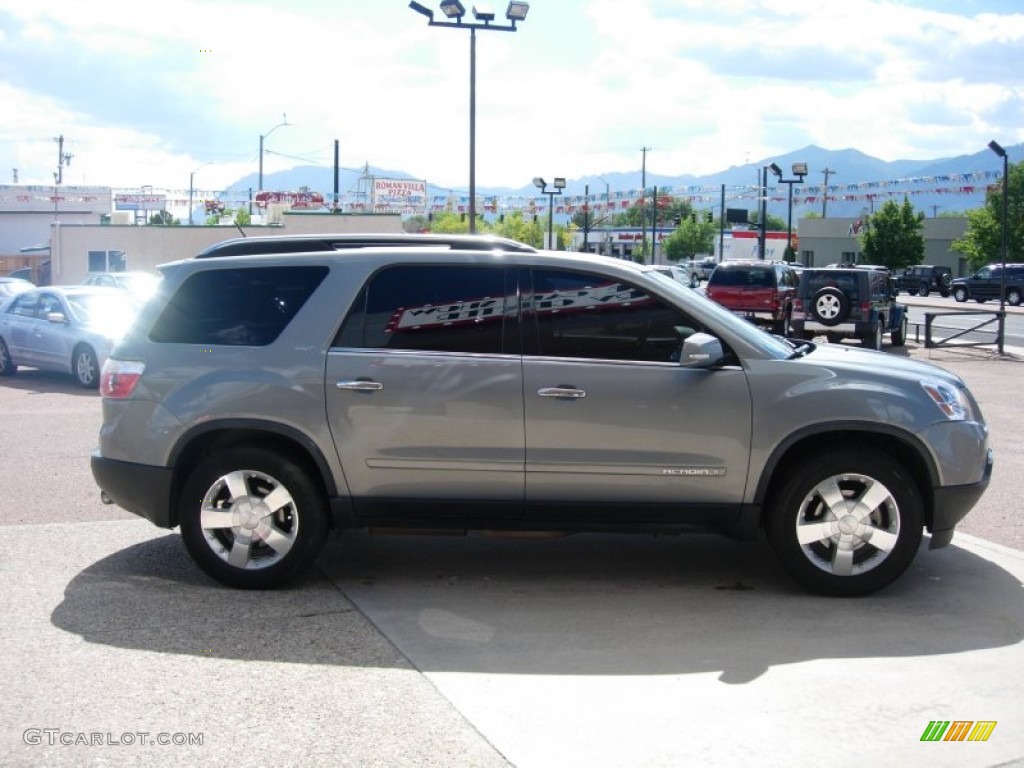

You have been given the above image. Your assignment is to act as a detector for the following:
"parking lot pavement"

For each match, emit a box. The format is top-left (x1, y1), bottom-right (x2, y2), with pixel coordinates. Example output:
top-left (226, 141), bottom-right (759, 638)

top-left (0, 520), bottom-right (509, 768)
top-left (3, 519), bottom-right (1023, 768)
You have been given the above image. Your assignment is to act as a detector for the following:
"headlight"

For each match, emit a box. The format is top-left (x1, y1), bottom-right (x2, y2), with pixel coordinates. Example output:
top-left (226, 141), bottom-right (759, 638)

top-left (920, 379), bottom-right (972, 421)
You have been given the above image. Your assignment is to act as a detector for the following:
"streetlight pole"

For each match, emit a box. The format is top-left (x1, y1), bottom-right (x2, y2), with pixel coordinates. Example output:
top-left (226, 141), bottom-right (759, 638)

top-left (768, 161), bottom-right (807, 259)
top-left (988, 140), bottom-right (1009, 354)
top-left (758, 165), bottom-right (768, 260)
top-left (188, 162), bottom-right (212, 226)
top-left (533, 177), bottom-right (565, 250)
top-left (409, 2), bottom-right (530, 235)
top-left (258, 114), bottom-right (290, 193)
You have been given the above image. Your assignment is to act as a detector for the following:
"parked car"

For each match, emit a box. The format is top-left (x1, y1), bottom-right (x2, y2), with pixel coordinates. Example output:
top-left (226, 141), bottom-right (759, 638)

top-left (90, 241), bottom-right (991, 597)
top-left (83, 271), bottom-right (162, 301)
top-left (0, 286), bottom-right (139, 388)
top-left (0, 276), bottom-right (34, 299)
top-left (897, 264), bottom-right (952, 297)
top-left (704, 260), bottom-right (800, 335)
top-left (652, 264), bottom-right (701, 289)
top-left (951, 263), bottom-right (1024, 306)
top-left (792, 266), bottom-right (907, 349)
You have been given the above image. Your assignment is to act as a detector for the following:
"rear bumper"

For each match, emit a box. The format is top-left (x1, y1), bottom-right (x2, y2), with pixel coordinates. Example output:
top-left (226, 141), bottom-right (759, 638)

top-left (91, 451), bottom-right (175, 528)
top-left (928, 448), bottom-right (994, 549)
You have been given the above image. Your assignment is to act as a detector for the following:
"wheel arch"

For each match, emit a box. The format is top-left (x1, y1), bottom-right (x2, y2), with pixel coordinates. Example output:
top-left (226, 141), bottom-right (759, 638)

top-left (754, 425), bottom-right (938, 530)
top-left (166, 420), bottom-right (343, 530)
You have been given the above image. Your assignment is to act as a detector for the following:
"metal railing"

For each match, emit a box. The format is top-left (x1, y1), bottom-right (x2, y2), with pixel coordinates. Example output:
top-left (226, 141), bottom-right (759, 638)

top-left (918, 311), bottom-right (1005, 353)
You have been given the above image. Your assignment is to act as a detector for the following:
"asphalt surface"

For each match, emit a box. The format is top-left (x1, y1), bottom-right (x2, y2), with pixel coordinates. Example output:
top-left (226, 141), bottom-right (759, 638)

top-left (1, 330), bottom-right (1022, 767)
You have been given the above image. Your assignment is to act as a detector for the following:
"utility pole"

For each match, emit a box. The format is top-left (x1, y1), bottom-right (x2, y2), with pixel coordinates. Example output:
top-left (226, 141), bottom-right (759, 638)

top-left (640, 146), bottom-right (651, 263)
top-left (821, 167), bottom-right (835, 218)
top-left (53, 135), bottom-right (73, 184)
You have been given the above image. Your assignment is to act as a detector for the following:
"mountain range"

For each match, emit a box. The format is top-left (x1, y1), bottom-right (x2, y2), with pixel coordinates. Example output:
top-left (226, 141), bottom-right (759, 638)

top-left (229, 143), bottom-right (1022, 219)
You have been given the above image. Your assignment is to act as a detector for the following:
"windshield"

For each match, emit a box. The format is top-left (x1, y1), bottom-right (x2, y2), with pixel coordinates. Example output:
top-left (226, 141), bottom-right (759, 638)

top-left (647, 271), bottom-right (793, 359)
top-left (65, 292), bottom-right (138, 334)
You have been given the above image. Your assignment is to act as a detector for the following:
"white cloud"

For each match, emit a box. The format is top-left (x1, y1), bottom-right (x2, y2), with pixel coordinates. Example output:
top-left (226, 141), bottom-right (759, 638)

top-left (0, 0), bottom-right (1021, 192)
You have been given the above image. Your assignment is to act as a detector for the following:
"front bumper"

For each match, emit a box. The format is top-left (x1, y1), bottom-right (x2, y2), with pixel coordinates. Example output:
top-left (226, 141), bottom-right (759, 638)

top-left (91, 452), bottom-right (175, 528)
top-left (928, 447), bottom-right (994, 549)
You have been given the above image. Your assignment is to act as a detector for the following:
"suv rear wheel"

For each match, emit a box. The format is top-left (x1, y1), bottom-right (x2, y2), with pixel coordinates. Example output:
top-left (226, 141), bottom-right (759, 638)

top-left (861, 320), bottom-right (883, 351)
top-left (766, 450), bottom-right (923, 596)
top-left (1008, 287), bottom-right (1023, 307)
top-left (953, 286), bottom-right (968, 302)
top-left (179, 447), bottom-right (329, 589)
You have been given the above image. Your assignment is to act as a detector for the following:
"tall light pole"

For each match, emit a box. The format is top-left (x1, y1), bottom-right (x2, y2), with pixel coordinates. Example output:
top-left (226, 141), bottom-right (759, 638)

top-left (758, 164), bottom-right (769, 260)
top-left (597, 176), bottom-right (612, 255)
top-left (409, 2), bottom-right (530, 234)
top-left (188, 162), bottom-right (212, 226)
top-left (258, 114), bottom-right (290, 193)
top-left (533, 176), bottom-right (565, 250)
top-left (988, 139), bottom-right (1009, 354)
top-left (768, 161), bottom-right (807, 259)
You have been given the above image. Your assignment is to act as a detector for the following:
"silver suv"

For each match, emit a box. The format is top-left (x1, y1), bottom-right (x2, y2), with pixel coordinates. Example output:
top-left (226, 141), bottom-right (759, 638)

top-left (91, 239), bottom-right (992, 596)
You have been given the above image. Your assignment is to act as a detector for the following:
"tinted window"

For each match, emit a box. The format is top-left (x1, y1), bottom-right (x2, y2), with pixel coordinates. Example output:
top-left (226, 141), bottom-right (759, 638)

top-left (803, 272), bottom-right (861, 299)
top-left (525, 269), bottom-right (700, 363)
top-left (336, 265), bottom-right (512, 354)
top-left (149, 266), bottom-right (327, 346)
top-left (710, 267), bottom-right (773, 287)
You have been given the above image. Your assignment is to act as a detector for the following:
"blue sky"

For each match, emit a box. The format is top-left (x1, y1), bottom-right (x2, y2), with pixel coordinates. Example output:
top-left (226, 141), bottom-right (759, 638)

top-left (0, 0), bottom-right (1021, 192)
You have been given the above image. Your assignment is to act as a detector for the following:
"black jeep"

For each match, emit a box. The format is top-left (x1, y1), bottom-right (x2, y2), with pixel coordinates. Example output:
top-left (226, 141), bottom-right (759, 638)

top-left (897, 264), bottom-right (952, 297)
top-left (792, 267), bottom-right (908, 350)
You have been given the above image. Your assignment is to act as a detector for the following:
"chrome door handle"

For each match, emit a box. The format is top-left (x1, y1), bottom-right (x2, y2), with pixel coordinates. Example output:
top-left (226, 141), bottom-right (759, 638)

top-left (537, 387), bottom-right (586, 399)
top-left (336, 380), bottom-right (384, 392)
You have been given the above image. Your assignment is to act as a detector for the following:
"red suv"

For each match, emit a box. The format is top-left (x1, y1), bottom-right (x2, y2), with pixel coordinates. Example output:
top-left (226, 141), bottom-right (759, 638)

top-left (705, 261), bottom-right (800, 335)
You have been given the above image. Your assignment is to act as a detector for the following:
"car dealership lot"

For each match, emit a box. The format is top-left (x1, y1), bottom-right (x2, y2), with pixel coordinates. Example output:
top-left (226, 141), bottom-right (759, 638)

top-left (1, 345), bottom-right (1022, 767)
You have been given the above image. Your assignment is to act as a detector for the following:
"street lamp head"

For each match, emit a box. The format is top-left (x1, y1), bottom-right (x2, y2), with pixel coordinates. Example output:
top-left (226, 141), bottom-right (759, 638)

top-left (472, 4), bottom-right (495, 21)
top-left (791, 161), bottom-right (808, 178)
top-left (768, 162), bottom-right (783, 178)
top-left (409, 1), bottom-right (434, 19)
top-left (506, 1), bottom-right (529, 20)
top-left (533, 177), bottom-right (546, 189)
top-left (441, 0), bottom-right (466, 18)
top-left (988, 139), bottom-right (1007, 158)
top-left (554, 177), bottom-right (567, 190)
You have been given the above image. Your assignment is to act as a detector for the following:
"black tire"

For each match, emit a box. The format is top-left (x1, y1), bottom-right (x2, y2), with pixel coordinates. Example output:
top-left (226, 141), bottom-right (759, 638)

top-left (825, 332), bottom-right (843, 344)
top-left (940, 273), bottom-right (953, 290)
top-left (811, 287), bottom-right (850, 326)
top-left (939, 289), bottom-right (950, 298)
top-left (1007, 287), bottom-right (1022, 307)
top-left (953, 286), bottom-right (968, 303)
top-left (689, 273), bottom-right (700, 289)
top-left (860, 319), bottom-right (883, 350)
top-left (179, 447), bottom-right (329, 589)
top-left (766, 450), bottom-right (924, 596)
top-left (891, 314), bottom-right (907, 347)
top-left (0, 337), bottom-right (16, 377)
top-left (773, 310), bottom-right (792, 337)
top-left (918, 285), bottom-right (929, 297)
top-left (73, 345), bottom-right (99, 389)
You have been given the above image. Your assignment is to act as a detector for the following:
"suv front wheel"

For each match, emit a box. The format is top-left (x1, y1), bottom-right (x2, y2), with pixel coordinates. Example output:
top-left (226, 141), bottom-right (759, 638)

top-left (766, 450), bottom-right (924, 596)
top-left (179, 447), bottom-right (329, 589)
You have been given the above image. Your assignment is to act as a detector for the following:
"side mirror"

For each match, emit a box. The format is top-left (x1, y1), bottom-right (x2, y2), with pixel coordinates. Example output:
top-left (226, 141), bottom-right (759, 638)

top-left (46, 311), bottom-right (67, 325)
top-left (679, 332), bottom-right (724, 368)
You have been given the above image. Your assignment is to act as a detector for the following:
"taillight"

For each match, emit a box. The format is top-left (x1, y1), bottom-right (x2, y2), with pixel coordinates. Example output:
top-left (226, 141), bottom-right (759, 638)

top-left (100, 359), bottom-right (145, 399)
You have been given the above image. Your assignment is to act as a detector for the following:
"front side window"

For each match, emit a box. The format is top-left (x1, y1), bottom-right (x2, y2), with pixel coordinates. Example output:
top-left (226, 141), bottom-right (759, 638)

top-left (524, 269), bottom-right (702, 363)
top-left (336, 265), bottom-right (513, 355)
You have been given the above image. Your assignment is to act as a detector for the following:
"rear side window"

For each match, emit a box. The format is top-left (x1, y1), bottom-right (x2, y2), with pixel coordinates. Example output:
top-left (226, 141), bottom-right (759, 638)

top-left (335, 265), bottom-right (512, 354)
top-left (149, 266), bottom-right (327, 346)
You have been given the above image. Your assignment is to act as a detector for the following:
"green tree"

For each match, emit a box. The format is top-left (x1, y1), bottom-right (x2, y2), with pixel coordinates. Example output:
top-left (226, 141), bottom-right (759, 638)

top-left (428, 211), bottom-right (471, 234)
top-left (663, 217), bottom-right (715, 262)
top-left (748, 210), bottom-right (787, 231)
top-left (860, 197), bottom-right (924, 270)
top-left (952, 160), bottom-right (1024, 271)
top-left (492, 211), bottom-right (544, 248)
top-left (234, 207), bottom-right (251, 226)
top-left (148, 210), bottom-right (178, 226)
